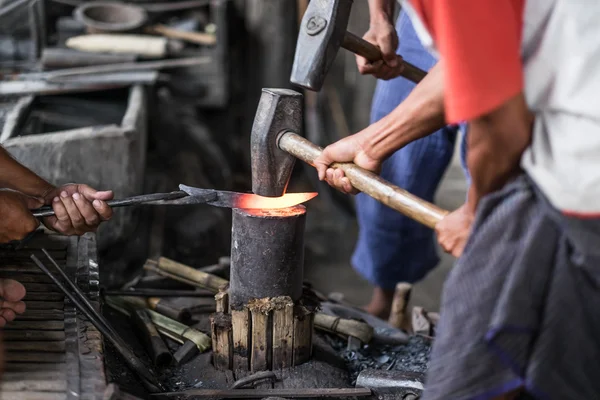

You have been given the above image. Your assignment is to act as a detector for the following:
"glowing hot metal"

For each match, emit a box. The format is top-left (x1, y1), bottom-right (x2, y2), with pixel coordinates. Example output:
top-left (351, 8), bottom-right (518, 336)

top-left (179, 184), bottom-right (317, 210)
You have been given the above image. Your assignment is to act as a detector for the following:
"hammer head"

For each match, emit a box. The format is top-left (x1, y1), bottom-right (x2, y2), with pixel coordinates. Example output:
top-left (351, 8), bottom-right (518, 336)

top-left (251, 88), bottom-right (303, 197)
top-left (290, 0), bottom-right (353, 91)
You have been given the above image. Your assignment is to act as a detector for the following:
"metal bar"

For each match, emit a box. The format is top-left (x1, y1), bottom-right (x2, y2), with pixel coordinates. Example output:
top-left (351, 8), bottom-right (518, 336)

top-left (31, 253), bottom-right (160, 392)
top-left (103, 289), bottom-right (213, 298)
top-left (33, 191), bottom-right (187, 218)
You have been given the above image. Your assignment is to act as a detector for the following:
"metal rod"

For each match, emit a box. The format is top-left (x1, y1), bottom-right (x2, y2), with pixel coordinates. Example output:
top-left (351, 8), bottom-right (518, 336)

top-left (103, 289), bottom-right (213, 298)
top-left (32, 191), bottom-right (187, 218)
top-left (31, 253), bottom-right (160, 393)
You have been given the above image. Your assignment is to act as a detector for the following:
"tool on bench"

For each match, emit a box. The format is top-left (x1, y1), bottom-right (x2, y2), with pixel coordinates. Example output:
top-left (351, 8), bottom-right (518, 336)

top-left (30, 249), bottom-right (162, 393)
top-left (31, 186), bottom-right (318, 217)
top-left (291, 0), bottom-right (427, 91)
top-left (251, 89), bottom-right (449, 229)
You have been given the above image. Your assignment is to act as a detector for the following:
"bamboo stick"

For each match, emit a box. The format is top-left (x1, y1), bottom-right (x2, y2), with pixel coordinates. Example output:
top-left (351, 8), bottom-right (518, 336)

top-left (144, 257), bottom-right (229, 293)
top-left (314, 313), bottom-right (373, 344)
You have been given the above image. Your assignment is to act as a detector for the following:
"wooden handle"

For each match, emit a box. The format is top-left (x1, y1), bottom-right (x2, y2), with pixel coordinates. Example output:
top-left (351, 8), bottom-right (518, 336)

top-left (342, 31), bottom-right (427, 84)
top-left (278, 132), bottom-right (449, 229)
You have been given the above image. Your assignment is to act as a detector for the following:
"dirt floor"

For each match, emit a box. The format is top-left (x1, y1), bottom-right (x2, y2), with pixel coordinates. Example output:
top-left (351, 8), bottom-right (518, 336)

top-left (303, 138), bottom-right (468, 313)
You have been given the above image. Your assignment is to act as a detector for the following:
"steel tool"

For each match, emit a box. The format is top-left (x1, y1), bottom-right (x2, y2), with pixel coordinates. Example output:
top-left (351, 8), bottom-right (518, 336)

top-left (355, 369), bottom-right (424, 399)
top-left (291, 0), bottom-right (427, 91)
top-left (30, 250), bottom-right (161, 393)
top-left (251, 89), bottom-right (449, 229)
top-left (31, 186), bottom-right (318, 217)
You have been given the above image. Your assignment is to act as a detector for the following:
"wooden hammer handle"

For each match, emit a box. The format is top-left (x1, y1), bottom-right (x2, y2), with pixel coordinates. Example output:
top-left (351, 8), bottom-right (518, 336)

top-left (342, 31), bottom-right (427, 84)
top-left (278, 132), bottom-right (449, 229)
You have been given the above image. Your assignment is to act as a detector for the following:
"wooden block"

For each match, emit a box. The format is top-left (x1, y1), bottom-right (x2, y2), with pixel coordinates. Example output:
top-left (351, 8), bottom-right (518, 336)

top-left (272, 297), bottom-right (294, 369)
top-left (292, 306), bottom-right (313, 366)
top-left (232, 308), bottom-right (250, 371)
top-left (388, 282), bottom-right (412, 331)
top-left (248, 299), bottom-right (272, 372)
top-left (215, 290), bottom-right (229, 313)
top-left (211, 312), bottom-right (233, 370)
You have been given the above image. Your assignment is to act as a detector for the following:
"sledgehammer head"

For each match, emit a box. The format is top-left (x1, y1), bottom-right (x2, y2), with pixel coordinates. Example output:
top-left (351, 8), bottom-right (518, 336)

top-left (251, 88), bottom-right (303, 197)
top-left (290, 0), bottom-right (353, 91)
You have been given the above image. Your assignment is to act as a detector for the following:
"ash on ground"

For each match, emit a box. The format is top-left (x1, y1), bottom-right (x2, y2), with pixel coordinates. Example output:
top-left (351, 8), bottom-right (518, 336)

top-left (323, 333), bottom-right (431, 385)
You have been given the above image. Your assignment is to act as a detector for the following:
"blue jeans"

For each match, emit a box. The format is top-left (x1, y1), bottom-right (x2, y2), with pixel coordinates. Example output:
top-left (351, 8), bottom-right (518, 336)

top-left (351, 11), bottom-right (467, 289)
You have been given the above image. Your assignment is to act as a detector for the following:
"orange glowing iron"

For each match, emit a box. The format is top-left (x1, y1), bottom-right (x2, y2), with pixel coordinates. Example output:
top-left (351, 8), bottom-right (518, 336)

top-left (176, 184), bottom-right (317, 209)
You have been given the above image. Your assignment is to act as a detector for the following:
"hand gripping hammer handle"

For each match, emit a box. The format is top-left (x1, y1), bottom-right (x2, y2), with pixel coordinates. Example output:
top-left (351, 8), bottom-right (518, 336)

top-left (343, 31), bottom-right (427, 84)
top-left (278, 131), bottom-right (449, 229)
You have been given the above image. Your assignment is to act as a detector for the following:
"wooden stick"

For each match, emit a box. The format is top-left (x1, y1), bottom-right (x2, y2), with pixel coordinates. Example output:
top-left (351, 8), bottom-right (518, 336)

top-left (215, 290), bottom-right (228, 313)
top-left (278, 132), bottom-right (449, 229)
top-left (146, 24), bottom-right (216, 46)
top-left (210, 312), bottom-right (233, 371)
top-left (388, 282), bottom-right (412, 331)
top-left (272, 297), bottom-right (294, 369)
top-left (292, 306), bottom-right (313, 366)
top-left (248, 299), bottom-right (271, 372)
top-left (314, 313), bottom-right (373, 344)
top-left (231, 308), bottom-right (250, 371)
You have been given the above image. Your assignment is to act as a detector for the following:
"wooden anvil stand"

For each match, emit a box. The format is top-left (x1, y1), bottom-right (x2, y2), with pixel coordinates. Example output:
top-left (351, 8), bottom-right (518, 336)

top-left (210, 205), bottom-right (318, 372)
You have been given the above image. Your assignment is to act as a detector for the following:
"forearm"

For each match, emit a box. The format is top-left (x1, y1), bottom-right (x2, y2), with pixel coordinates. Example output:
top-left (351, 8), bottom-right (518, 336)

top-left (0, 146), bottom-right (54, 198)
top-left (466, 93), bottom-right (533, 213)
top-left (363, 62), bottom-right (446, 160)
top-left (368, 0), bottom-right (395, 23)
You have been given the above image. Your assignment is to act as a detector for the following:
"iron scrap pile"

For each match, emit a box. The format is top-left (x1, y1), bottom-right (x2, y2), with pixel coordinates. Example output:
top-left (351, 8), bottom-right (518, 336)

top-left (324, 333), bottom-right (431, 385)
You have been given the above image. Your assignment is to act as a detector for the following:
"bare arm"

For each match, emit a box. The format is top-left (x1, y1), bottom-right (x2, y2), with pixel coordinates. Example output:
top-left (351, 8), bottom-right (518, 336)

top-left (314, 62), bottom-right (446, 193)
top-left (465, 92), bottom-right (533, 213)
top-left (368, 0), bottom-right (395, 23)
top-left (0, 146), bottom-right (54, 198)
top-left (363, 62), bottom-right (446, 161)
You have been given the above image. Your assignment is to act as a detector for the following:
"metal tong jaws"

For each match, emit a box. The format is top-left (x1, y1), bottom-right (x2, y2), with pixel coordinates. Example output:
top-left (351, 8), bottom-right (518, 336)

top-left (30, 249), bottom-right (162, 394)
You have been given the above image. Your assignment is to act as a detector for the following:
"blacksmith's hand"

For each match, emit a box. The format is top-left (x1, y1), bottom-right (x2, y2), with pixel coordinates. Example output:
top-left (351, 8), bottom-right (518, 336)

top-left (314, 132), bottom-right (382, 195)
top-left (0, 189), bottom-right (43, 243)
top-left (42, 184), bottom-right (113, 235)
top-left (356, 15), bottom-right (404, 80)
top-left (435, 204), bottom-right (475, 258)
top-left (0, 278), bottom-right (26, 327)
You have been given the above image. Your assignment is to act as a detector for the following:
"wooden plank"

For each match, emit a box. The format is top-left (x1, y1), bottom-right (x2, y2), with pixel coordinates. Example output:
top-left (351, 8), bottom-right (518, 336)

top-left (1, 378), bottom-right (66, 392)
top-left (4, 320), bottom-right (64, 330)
top-left (2, 371), bottom-right (66, 381)
top-left (156, 388), bottom-right (372, 398)
top-left (5, 352), bottom-right (66, 363)
top-left (23, 292), bottom-right (64, 301)
top-left (272, 298), bottom-right (294, 369)
top-left (215, 290), bottom-right (228, 313)
top-left (292, 308), bottom-right (313, 366)
top-left (5, 341), bottom-right (66, 352)
top-left (231, 308), bottom-right (250, 371)
top-left (249, 302), bottom-right (270, 372)
top-left (4, 363), bottom-right (67, 372)
top-left (0, 392), bottom-right (67, 400)
top-left (21, 283), bottom-right (60, 293)
top-left (210, 312), bottom-right (232, 371)
top-left (16, 310), bottom-right (65, 321)
top-left (3, 330), bottom-right (65, 341)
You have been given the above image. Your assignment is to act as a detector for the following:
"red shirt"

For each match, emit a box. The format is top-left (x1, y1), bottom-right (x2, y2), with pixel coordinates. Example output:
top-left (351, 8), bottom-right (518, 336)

top-left (407, 0), bottom-right (526, 123)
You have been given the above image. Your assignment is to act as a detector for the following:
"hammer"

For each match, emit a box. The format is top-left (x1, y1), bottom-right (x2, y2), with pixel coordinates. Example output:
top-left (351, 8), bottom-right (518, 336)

top-left (251, 89), bottom-right (448, 229)
top-left (291, 0), bottom-right (427, 91)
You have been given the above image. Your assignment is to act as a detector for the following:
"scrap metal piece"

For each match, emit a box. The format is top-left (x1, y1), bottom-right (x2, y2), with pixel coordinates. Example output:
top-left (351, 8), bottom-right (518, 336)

top-left (356, 369), bottom-right (424, 399)
top-left (173, 340), bottom-right (199, 365)
top-left (231, 371), bottom-right (277, 389)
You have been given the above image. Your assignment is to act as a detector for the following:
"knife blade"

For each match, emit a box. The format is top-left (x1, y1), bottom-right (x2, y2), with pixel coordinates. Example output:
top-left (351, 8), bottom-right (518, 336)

top-left (177, 185), bottom-right (318, 209)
